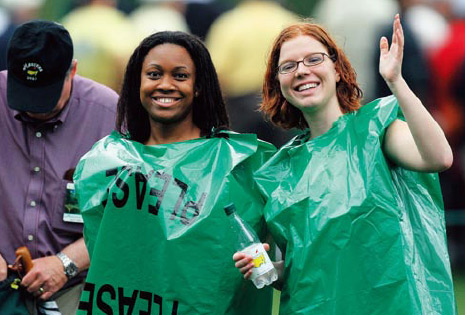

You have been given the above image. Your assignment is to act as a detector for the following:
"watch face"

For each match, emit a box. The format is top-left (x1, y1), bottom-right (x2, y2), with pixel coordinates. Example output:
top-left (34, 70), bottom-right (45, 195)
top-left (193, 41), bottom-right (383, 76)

top-left (66, 263), bottom-right (79, 277)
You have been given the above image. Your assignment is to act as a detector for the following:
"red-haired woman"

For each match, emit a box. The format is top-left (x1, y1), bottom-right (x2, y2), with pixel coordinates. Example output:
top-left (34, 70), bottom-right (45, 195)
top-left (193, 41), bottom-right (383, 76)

top-left (234, 15), bottom-right (456, 314)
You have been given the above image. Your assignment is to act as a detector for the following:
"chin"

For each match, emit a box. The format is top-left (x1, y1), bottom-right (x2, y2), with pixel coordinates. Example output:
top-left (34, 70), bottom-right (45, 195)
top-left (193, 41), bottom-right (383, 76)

top-left (150, 111), bottom-right (192, 125)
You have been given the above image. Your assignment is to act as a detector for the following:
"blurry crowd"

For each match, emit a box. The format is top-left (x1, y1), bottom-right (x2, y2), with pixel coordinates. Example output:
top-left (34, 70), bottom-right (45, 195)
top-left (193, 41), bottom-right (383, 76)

top-left (0, 0), bottom-right (464, 270)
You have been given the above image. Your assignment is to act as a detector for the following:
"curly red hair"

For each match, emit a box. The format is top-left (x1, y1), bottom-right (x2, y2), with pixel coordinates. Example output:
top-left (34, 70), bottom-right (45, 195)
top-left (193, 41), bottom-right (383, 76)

top-left (261, 22), bottom-right (363, 130)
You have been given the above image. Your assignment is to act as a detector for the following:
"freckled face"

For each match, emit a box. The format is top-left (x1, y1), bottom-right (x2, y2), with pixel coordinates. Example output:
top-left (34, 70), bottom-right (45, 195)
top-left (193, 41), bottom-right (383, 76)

top-left (278, 35), bottom-right (340, 114)
top-left (140, 44), bottom-right (196, 126)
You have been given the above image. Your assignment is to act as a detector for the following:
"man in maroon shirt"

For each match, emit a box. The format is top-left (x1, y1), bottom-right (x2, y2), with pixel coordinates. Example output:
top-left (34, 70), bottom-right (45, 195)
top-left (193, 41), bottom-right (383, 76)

top-left (0, 20), bottom-right (118, 314)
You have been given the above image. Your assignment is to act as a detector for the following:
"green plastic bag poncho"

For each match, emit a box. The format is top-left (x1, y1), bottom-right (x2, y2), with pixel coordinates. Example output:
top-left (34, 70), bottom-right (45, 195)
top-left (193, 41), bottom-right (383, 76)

top-left (255, 96), bottom-right (457, 314)
top-left (73, 130), bottom-right (276, 314)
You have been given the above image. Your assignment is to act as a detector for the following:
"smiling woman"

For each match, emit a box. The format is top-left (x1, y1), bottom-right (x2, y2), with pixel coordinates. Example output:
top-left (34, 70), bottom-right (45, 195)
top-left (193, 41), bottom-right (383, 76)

top-left (233, 15), bottom-right (457, 315)
top-left (73, 31), bottom-right (277, 314)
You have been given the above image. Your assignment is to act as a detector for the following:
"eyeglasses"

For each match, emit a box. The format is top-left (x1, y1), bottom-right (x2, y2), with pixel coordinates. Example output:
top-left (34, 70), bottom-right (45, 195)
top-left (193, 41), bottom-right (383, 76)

top-left (277, 52), bottom-right (335, 74)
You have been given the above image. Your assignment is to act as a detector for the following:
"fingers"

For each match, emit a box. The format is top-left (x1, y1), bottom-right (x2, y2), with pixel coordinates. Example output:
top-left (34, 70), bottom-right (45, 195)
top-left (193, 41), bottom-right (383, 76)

top-left (396, 14), bottom-right (404, 38)
top-left (244, 268), bottom-right (253, 280)
top-left (240, 263), bottom-right (254, 278)
top-left (393, 14), bottom-right (404, 48)
top-left (395, 15), bottom-right (404, 54)
top-left (232, 252), bottom-right (245, 262)
top-left (379, 36), bottom-right (389, 55)
top-left (263, 243), bottom-right (270, 251)
top-left (391, 20), bottom-right (397, 46)
top-left (236, 257), bottom-right (254, 280)
top-left (234, 255), bottom-right (252, 269)
top-left (233, 253), bottom-right (254, 277)
top-left (22, 276), bottom-right (44, 294)
top-left (40, 289), bottom-right (54, 301)
top-left (22, 275), bottom-right (49, 299)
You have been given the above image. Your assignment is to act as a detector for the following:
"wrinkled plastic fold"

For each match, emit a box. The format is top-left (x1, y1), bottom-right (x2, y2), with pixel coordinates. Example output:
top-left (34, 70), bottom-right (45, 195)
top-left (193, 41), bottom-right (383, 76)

top-left (255, 96), bottom-right (457, 314)
top-left (74, 130), bottom-right (276, 314)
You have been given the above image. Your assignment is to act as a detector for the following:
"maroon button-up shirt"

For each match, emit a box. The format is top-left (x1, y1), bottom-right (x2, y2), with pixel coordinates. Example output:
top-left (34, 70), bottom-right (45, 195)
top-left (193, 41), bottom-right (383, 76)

top-left (0, 71), bottom-right (118, 273)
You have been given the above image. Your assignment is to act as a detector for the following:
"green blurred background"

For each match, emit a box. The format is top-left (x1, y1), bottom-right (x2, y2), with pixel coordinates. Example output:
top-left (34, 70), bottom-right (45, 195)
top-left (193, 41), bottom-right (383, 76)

top-left (38, 0), bottom-right (320, 20)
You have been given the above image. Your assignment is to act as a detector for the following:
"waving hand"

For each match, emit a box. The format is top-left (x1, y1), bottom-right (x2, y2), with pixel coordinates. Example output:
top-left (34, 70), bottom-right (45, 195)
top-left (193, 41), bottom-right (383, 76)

top-left (379, 14), bottom-right (404, 87)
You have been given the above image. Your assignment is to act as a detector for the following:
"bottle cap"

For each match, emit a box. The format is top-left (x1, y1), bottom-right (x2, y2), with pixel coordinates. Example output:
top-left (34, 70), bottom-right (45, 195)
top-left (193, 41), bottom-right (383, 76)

top-left (224, 203), bottom-right (236, 215)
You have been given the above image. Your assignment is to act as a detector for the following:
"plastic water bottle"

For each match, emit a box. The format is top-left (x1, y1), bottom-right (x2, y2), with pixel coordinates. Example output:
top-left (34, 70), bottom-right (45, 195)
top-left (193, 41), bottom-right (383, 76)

top-left (224, 203), bottom-right (278, 289)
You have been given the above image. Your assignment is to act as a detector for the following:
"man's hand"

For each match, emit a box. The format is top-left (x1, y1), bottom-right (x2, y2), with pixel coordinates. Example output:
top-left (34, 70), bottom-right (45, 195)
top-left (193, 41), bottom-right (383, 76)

top-left (21, 256), bottom-right (67, 300)
top-left (0, 253), bottom-right (7, 282)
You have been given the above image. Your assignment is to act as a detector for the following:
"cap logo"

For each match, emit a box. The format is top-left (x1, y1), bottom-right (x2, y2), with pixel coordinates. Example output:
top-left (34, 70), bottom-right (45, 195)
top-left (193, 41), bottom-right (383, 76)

top-left (23, 63), bottom-right (43, 81)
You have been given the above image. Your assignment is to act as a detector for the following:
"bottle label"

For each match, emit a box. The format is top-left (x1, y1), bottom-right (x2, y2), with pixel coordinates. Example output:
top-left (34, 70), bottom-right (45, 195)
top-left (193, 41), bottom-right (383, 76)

top-left (242, 243), bottom-right (274, 280)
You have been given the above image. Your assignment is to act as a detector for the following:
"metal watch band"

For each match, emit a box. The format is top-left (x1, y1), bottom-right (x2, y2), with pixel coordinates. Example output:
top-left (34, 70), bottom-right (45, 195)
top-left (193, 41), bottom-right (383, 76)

top-left (56, 252), bottom-right (78, 279)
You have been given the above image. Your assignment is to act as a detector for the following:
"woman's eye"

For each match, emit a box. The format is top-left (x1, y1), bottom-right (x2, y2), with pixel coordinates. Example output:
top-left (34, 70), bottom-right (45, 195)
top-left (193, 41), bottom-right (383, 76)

top-left (306, 56), bottom-right (322, 64)
top-left (148, 71), bottom-right (161, 79)
top-left (281, 63), bottom-right (295, 71)
top-left (174, 73), bottom-right (189, 80)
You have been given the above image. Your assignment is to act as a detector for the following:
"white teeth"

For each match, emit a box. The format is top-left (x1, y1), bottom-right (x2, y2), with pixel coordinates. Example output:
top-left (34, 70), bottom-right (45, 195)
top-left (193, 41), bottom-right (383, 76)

top-left (155, 97), bottom-right (177, 104)
top-left (298, 83), bottom-right (318, 91)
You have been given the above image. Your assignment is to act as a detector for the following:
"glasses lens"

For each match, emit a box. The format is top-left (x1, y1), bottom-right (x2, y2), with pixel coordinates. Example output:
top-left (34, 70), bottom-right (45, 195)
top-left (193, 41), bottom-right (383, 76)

top-left (279, 62), bottom-right (297, 74)
top-left (304, 54), bottom-right (324, 66)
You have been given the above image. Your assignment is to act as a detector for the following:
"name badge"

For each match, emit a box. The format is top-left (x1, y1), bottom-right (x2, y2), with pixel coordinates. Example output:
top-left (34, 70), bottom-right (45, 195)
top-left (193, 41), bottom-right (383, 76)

top-left (63, 182), bottom-right (83, 223)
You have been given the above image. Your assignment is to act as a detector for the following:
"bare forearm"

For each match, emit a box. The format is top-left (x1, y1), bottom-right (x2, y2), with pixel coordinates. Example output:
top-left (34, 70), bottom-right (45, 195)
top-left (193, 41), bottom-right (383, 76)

top-left (388, 77), bottom-right (453, 170)
top-left (60, 237), bottom-right (90, 272)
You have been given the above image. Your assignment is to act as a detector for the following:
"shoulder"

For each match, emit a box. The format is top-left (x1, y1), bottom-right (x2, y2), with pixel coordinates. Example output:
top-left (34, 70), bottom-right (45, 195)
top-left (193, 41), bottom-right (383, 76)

top-left (357, 95), bottom-right (398, 116)
top-left (70, 75), bottom-right (118, 113)
top-left (220, 130), bottom-right (276, 151)
top-left (353, 95), bottom-right (401, 127)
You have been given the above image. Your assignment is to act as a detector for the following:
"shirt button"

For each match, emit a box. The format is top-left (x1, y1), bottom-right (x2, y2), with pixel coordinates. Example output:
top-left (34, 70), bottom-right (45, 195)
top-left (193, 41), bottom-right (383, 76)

top-left (35, 132), bottom-right (42, 138)
top-left (30, 200), bottom-right (36, 207)
top-left (28, 235), bottom-right (34, 241)
top-left (33, 166), bottom-right (40, 172)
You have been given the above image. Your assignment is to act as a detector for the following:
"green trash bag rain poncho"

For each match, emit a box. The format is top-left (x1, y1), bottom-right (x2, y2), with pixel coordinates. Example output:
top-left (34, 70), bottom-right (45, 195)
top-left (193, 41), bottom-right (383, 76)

top-left (255, 96), bottom-right (457, 315)
top-left (73, 130), bottom-right (276, 314)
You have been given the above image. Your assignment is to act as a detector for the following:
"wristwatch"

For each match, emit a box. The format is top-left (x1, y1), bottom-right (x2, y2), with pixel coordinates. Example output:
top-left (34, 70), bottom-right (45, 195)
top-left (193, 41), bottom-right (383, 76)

top-left (56, 252), bottom-right (79, 279)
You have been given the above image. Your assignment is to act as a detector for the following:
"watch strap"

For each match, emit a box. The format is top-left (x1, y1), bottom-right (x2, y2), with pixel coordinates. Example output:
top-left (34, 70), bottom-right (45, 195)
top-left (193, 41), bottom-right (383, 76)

top-left (56, 252), bottom-right (78, 279)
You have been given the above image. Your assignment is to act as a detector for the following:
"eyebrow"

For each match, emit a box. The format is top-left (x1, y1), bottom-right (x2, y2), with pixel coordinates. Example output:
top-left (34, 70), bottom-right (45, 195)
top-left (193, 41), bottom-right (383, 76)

top-left (279, 52), bottom-right (325, 64)
top-left (146, 64), bottom-right (190, 71)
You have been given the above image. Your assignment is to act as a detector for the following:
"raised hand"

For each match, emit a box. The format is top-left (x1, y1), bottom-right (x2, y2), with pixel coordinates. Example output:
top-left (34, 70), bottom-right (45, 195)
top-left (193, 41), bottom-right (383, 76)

top-left (379, 14), bottom-right (404, 87)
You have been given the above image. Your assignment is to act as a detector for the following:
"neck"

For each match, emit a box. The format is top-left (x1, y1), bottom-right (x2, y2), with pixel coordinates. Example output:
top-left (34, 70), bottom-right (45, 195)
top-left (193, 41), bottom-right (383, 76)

top-left (145, 119), bottom-right (202, 145)
top-left (303, 99), bottom-right (343, 139)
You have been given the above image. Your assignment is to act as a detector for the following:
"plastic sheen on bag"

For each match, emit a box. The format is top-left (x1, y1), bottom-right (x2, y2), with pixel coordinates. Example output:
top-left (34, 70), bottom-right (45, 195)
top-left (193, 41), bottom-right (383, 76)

top-left (255, 96), bottom-right (457, 314)
top-left (74, 130), bottom-right (276, 314)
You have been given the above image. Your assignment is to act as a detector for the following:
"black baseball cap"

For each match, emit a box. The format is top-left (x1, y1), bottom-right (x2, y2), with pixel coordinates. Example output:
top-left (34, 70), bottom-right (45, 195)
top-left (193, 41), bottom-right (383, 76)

top-left (7, 20), bottom-right (73, 113)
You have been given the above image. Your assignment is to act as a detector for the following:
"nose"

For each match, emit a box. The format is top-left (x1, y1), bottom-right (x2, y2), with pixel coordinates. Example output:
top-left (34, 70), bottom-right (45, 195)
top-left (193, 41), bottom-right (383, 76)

top-left (295, 61), bottom-right (310, 77)
top-left (157, 76), bottom-right (175, 91)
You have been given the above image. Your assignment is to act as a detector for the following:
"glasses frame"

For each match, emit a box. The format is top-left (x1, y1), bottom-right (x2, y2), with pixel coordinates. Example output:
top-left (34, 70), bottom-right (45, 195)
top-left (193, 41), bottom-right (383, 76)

top-left (277, 52), bottom-right (336, 75)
